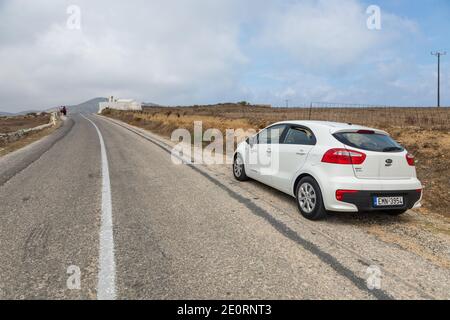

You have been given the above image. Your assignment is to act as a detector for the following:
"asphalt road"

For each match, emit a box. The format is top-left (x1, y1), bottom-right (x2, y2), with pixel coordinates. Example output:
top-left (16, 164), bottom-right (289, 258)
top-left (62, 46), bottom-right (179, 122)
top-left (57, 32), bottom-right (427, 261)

top-left (0, 114), bottom-right (448, 300)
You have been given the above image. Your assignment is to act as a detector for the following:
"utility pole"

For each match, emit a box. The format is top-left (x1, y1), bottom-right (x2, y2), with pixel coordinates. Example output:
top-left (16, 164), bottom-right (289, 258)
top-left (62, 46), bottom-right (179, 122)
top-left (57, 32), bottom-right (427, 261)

top-left (431, 51), bottom-right (446, 107)
top-left (285, 99), bottom-right (289, 108)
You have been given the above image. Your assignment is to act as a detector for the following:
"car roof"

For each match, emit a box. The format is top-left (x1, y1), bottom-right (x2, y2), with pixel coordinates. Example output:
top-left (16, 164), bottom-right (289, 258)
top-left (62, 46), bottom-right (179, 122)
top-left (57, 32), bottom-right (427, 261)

top-left (270, 120), bottom-right (387, 134)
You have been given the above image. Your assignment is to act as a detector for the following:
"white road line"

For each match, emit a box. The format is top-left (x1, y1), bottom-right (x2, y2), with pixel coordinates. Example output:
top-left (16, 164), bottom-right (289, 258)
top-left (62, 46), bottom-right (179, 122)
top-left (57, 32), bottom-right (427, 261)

top-left (82, 114), bottom-right (116, 300)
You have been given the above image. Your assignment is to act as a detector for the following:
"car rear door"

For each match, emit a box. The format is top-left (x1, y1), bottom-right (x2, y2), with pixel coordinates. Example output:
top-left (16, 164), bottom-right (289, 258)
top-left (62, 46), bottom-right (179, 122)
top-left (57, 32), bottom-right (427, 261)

top-left (271, 125), bottom-right (316, 193)
top-left (248, 124), bottom-right (287, 186)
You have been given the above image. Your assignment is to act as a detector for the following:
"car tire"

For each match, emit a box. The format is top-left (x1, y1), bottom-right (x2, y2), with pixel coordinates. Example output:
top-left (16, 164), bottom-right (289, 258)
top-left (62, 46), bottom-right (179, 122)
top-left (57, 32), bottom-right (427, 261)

top-left (233, 154), bottom-right (249, 181)
top-left (385, 209), bottom-right (407, 216)
top-left (295, 176), bottom-right (327, 221)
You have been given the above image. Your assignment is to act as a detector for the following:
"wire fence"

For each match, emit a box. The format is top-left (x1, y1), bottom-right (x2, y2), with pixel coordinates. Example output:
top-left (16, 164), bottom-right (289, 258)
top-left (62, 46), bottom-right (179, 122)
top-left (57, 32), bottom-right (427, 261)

top-left (270, 102), bottom-right (450, 130)
top-left (142, 102), bottom-right (450, 130)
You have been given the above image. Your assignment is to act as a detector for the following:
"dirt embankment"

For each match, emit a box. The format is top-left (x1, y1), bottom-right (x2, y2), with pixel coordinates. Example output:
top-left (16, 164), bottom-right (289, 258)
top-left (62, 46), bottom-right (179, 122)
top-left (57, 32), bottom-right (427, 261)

top-left (0, 113), bottom-right (51, 134)
top-left (102, 105), bottom-right (450, 218)
top-left (0, 113), bottom-right (59, 157)
top-left (390, 128), bottom-right (450, 217)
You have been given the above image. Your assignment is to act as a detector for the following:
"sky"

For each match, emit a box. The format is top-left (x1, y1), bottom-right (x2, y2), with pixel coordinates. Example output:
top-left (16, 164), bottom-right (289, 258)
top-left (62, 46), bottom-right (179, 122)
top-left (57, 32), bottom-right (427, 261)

top-left (0, 0), bottom-right (449, 112)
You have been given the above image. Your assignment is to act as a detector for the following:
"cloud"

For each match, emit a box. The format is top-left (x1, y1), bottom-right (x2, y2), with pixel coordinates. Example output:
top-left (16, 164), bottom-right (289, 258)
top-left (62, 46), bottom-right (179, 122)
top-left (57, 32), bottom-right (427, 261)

top-left (254, 0), bottom-right (419, 70)
top-left (241, 0), bottom-right (434, 106)
top-left (0, 0), bottom-right (247, 111)
top-left (0, 0), bottom-right (444, 111)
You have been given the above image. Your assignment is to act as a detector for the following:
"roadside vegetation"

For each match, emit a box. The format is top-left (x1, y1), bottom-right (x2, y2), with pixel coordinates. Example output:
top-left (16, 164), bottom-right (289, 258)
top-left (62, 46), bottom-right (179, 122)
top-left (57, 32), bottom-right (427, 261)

top-left (102, 104), bottom-right (450, 218)
top-left (0, 113), bottom-right (50, 133)
top-left (0, 113), bottom-right (60, 157)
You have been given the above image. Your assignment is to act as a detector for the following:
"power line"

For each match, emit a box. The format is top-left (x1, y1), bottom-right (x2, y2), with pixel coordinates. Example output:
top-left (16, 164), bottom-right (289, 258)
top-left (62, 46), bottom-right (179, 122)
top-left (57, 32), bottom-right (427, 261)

top-left (431, 51), bottom-right (447, 107)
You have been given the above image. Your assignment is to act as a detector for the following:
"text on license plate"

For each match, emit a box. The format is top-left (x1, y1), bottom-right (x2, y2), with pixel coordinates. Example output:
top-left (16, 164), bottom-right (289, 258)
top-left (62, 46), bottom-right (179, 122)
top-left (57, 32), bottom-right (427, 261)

top-left (373, 196), bottom-right (404, 207)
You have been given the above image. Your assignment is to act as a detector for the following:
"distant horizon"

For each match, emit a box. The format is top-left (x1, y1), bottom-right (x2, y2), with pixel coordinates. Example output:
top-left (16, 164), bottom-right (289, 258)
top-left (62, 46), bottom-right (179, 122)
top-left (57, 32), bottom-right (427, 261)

top-left (2, 97), bottom-right (450, 114)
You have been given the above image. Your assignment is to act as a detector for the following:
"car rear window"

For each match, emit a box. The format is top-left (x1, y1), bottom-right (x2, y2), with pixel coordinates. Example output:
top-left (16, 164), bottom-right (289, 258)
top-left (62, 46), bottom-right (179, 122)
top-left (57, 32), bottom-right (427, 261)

top-left (333, 132), bottom-right (404, 153)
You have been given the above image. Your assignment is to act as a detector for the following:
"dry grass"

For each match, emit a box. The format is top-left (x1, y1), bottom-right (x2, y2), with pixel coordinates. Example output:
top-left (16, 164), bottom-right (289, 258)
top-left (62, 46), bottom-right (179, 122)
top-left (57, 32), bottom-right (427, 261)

top-left (102, 107), bottom-right (255, 139)
top-left (0, 113), bottom-right (51, 133)
top-left (0, 116), bottom-right (62, 157)
top-left (390, 128), bottom-right (450, 217)
top-left (0, 122), bottom-right (61, 158)
top-left (103, 104), bottom-right (450, 218)
top-left (139, 103), bottom-right (450, 130)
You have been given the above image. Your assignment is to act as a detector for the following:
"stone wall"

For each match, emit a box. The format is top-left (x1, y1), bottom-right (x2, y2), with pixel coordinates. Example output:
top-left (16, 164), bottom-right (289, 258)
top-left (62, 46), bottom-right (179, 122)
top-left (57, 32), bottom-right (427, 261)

top-left (0, 113), bottom-right (58, 146)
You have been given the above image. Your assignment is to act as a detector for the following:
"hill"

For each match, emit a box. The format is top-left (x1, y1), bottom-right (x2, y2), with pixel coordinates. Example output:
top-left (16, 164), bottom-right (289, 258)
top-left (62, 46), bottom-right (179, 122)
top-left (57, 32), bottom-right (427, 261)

top-left (68, 97), bottom-right (108, 114)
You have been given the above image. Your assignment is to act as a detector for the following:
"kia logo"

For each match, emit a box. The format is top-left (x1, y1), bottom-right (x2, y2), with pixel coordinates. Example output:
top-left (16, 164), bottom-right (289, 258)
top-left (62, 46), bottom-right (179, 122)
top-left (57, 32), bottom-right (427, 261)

top-left (385, 159), bottom-right (393, 167)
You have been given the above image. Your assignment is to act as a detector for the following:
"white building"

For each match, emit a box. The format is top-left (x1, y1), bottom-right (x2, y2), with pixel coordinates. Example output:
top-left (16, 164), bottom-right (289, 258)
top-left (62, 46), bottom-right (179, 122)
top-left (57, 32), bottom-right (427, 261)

top-left (98, 96), bottom-right (142, 113)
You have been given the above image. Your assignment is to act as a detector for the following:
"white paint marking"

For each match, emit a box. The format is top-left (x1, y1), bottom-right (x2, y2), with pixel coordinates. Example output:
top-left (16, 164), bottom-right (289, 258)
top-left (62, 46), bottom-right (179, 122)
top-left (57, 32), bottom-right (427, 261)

top-left (82, 114), bottom-right (116, 300)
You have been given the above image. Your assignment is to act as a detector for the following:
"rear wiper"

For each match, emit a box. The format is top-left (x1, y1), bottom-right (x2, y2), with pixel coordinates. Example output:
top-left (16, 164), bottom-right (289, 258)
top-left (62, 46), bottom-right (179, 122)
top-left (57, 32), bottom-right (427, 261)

top-left (383, 147), bottom-right (403, 152)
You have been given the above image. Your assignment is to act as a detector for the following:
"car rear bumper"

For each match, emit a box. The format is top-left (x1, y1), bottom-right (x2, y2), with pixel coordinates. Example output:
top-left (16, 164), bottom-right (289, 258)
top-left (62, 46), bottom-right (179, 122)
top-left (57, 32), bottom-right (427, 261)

top-left (311, 172), bottom-right (423, 212)
top-left (338, 189), bottom-right (422, 212)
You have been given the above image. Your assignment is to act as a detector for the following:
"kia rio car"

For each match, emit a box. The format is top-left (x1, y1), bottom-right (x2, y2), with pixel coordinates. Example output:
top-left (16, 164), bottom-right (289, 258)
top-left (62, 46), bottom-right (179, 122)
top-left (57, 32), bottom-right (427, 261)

top-left (233, 121), bottom-right (423, 220)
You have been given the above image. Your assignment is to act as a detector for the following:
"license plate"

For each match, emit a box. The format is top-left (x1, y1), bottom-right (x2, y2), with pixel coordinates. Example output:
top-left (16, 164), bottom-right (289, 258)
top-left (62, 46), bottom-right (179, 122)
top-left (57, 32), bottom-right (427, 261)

top-left (373, 196), bottom-right (404, 207)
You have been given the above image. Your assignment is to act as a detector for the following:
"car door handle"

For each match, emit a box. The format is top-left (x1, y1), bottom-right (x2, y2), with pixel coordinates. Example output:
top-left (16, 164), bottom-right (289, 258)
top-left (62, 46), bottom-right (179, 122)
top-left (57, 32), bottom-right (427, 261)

top-left (296, 150), bottom-right (307, 155)
top-left (266, 149), bottom-right (272, 154)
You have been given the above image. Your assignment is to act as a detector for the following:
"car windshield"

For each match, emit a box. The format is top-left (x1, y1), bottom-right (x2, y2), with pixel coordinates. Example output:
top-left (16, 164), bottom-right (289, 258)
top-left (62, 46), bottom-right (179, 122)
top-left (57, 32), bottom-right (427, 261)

top-left (333, 131), bottom-right (404, 153)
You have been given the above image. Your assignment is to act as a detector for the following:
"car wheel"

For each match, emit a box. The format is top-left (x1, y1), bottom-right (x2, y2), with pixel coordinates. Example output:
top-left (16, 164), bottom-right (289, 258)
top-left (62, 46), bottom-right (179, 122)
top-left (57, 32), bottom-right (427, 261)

top-left (233, 154), bottom-right (249, 181)
top-left (295, 177), bottom-right (327, 220)
top-left (385, 209), bottom-right (407, 216)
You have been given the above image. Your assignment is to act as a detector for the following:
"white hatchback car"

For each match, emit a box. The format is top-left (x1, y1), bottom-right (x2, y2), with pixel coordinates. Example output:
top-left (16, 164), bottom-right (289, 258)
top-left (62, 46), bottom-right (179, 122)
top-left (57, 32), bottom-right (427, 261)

top-left (233, 121), bottom-right (423, 220)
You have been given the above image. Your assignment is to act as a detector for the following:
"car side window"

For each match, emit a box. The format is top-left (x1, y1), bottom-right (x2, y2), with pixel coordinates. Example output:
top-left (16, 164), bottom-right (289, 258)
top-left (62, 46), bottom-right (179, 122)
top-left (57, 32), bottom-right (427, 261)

top-left (257, 129), bottom-right (268, 144)
top-left (283, 126), bottom-right (316, 145)
top-left (257, 125), bottom-right (287, 144)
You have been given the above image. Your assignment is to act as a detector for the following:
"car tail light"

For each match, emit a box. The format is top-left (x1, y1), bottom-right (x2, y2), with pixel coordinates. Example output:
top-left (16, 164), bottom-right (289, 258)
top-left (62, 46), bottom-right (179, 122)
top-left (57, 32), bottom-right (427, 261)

top-left (406, 153), bottom-right (415, 166)
top-left (416, 189), bottom-right (422, 197)
top-left (322, 148), bottom-right (366, 165)
top-left (336, 190), bottom-right (358, 201)
top-left (357, 130), bottom-right (375, 134)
